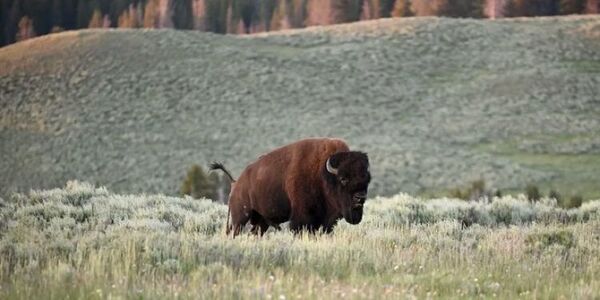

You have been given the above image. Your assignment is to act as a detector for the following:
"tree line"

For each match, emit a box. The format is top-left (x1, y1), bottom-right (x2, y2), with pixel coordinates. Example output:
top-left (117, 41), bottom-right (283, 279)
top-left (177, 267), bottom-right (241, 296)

top-left (1, 0), bottom-right (598, 46)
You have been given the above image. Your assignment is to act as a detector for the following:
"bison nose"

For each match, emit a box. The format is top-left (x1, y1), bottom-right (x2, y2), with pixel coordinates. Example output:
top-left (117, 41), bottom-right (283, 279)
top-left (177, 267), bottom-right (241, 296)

top-left (353, 192), bottom-right (367, 207)
top-left (354, 191), bottom-right (367, 200)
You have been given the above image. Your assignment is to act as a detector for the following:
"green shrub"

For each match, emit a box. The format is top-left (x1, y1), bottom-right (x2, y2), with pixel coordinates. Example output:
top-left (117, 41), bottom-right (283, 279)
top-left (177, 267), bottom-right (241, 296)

top-left (549, 189), bottom-right (562, 203)
top-left (180, 165), bottom-right (217, 200)
top-left (525, 230), bottom-right (576, 252)
top-left (469, 179), bottom-right (486, 200)
top-left (493, 189), bottom-right (502, 198)
top-left (447, 179), bottom-right (488, 201)
top-left (526, 184), bottom-right (541, 203)
top-left (449, 188), bottom-right (468, 200)
top-left (180, 165), bottom-right (231, 202)
top-left (565, 195), bottom-right (583, 209)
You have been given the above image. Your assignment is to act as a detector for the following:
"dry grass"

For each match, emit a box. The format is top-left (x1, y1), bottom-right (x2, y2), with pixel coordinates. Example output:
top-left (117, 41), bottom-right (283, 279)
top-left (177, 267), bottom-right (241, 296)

top-left (0, 182), bottom-right (599, 299)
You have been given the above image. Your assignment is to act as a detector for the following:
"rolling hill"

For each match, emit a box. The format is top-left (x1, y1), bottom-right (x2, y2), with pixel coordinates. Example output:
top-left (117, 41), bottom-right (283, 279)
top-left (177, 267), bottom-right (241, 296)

top-left (1, 16), bottom-right (599, 198)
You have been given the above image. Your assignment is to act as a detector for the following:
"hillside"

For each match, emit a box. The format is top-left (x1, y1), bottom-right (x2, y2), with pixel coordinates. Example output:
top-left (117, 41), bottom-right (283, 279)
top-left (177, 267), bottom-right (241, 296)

top-left (1, 16), bottom-right (600, 198)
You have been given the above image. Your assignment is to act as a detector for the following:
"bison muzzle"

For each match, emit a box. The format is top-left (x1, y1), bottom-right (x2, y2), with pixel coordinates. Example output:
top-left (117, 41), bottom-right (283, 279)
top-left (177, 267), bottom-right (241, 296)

top-left (210, 138), bottom-right (371, 236)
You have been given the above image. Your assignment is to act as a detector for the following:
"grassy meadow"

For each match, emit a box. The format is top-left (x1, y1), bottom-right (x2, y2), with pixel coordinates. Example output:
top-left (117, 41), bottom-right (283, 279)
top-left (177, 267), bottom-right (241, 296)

top-left (1, 181), bottom-right (599, 299)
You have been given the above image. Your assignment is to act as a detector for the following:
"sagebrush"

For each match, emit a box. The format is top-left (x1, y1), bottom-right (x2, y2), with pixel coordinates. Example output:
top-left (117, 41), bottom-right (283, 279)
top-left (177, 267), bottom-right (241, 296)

top-left (0, 181), bottom-right (599, 299)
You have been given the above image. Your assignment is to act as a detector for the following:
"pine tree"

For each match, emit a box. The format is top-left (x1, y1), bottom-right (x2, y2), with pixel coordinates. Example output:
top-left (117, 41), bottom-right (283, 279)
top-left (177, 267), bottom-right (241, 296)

top-left (171, 0), bottom-right (194, 29)
top-left (22, 0), bottom-right (53, 35)
top-left (5, 0), bottom-right (22, 44)
top-left (332, 0), bottom-right (364, 23)
top-left (109, 0), bottom-right (133, 27)
top-left (88, 9), bottom-right (103, 28)
top-left (17, 15), bottom-right (34, 41)
top-left (204, 0), bottom-right (229, 33)
top-left (284, 0), bottom-right (308, 28)
top-left (504, 0), bottom-right (517, 16)
top-left (439, 0), bottom-right (485, 17)
top-left (410, 0), bottom-right (446, 16)
top-left (485, 0), bottom-right (507, 18)
top-left (0, 0), bottom-right (8, 46)
top-left (506, 0), bottom-right (560, 16)
top-left (378, 0), bottom-right (396, 17)
top-left (232, 0), bottom-right (256, 33)
top-left (392, 0), bottom-right (414, 16)
top-left (50, 0), bottom-right (63, 30)
top-left (58, 0), bottom-right (78, 30)
top-left (117, 8), bottom-right (129, 27)
top-left (270, 0), bottom-right (288, 30)
top-left (143, 0), bottom-right (159, 28)
top-left (258, 0), bottom-right (278, 31)
top-left (130, 3), bottom-right (141, 28)
top-left (560, 0), bottom-right (586, 14)
top-left (76, 0), bottom-right (90, 27)
top-left (537, 0), bottom-right (560, 15)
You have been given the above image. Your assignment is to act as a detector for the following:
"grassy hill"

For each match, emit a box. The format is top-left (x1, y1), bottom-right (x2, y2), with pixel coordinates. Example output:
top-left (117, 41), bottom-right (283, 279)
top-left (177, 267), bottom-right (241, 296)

top-left (1, 16), bottom-right (599, 198)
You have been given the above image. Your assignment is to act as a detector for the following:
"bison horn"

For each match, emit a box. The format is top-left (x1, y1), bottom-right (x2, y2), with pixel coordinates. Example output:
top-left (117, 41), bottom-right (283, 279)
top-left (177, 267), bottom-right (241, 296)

top-left (326, 158), bottom-right (338, 175)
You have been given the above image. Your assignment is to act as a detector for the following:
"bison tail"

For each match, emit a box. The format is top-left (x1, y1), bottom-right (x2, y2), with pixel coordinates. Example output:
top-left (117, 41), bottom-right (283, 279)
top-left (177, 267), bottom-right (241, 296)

top-left (209, 162), bottom-right (236, 182)
top-left (225, 204), bottom-right (232, 236)
top-left (210, 162), bottom-right (234, 236)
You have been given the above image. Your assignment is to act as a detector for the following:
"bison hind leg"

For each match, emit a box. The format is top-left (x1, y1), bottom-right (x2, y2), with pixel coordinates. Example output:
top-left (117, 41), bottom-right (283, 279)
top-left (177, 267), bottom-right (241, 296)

top-left (230, 208), bottom-right (251, 237)
top-left (231, 219), bottom-right (247, 237)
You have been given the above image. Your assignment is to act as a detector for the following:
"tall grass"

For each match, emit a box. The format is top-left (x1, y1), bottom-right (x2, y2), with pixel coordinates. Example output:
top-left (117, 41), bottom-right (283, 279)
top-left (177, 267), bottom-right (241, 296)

top-left (0, 181), bottom-right (599, 299)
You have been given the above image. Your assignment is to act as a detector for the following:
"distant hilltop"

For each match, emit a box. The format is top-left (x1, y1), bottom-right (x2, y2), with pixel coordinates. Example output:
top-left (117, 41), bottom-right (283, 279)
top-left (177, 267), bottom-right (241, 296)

top-left (2, 0), bottom-right (599, 47)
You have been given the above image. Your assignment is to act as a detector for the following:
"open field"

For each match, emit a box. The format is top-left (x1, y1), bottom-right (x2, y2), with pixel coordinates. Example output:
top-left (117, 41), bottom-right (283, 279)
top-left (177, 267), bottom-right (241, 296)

top-left (0, 181), bottom-right (599, 299)
top-left (1, 16), bottom-right (600, 199)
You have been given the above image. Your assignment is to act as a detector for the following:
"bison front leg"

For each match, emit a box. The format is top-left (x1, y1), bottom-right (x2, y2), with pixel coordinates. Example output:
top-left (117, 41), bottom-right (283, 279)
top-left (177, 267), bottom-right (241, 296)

top-left (322, 217), bottom-right (339, 234)
top-left (287, 188), bottom-right (320, 234)
top-left (250, 213), bottom-right (270, 236)
top-left (250, 222), bottom-right (269, 236)
top-left (289, 214), bottom-right (318, 234)
top-left (322, 224), bottom-right (335, 234)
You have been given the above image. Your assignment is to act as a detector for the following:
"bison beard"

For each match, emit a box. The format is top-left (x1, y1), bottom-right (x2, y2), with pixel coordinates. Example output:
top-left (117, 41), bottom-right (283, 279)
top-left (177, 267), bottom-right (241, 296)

top-left (210, 138), bottom-right (371, 236)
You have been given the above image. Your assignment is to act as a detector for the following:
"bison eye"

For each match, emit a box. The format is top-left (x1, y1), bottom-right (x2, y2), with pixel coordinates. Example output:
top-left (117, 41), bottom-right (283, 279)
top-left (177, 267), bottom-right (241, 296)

top-left (339, 177), bottom-right (348, 186)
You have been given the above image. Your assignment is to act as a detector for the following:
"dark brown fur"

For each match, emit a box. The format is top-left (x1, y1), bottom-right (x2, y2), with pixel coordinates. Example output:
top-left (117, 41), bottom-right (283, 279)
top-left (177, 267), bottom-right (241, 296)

top-left (210, 138), bottom-right (371, 236)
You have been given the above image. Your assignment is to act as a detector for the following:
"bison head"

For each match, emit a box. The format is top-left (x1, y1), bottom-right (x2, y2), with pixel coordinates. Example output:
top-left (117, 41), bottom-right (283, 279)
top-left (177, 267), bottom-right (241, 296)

top-left (323, 151), bottom-right (371, 224)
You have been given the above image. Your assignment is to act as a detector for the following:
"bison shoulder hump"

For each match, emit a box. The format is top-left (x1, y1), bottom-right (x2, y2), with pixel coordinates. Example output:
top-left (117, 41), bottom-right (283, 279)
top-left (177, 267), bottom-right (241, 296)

top-left (327, 138), bottom-right (349, 150)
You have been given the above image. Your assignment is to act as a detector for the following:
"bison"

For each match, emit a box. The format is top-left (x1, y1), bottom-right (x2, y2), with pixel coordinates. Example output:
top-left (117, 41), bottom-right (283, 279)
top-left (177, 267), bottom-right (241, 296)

top-left (210, 138), bottom-right (371, 236)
